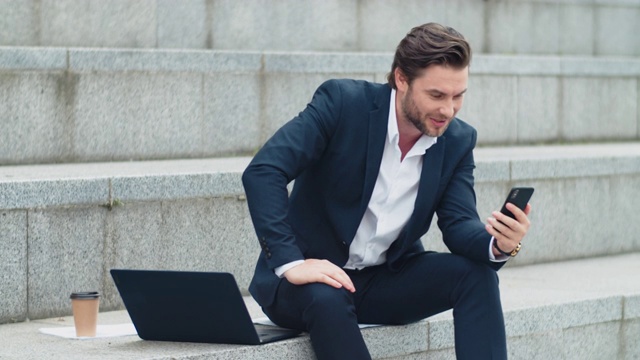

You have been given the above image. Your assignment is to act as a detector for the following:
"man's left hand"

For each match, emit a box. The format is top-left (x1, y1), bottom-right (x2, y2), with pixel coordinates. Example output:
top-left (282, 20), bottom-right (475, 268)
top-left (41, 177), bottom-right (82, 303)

top-left (486, 202), bottom-right (532, 256)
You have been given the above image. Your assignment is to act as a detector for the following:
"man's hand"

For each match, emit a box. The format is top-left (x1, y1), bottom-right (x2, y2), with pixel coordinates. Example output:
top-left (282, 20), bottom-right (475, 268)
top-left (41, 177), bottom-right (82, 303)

top-left (283, 259), bottom-right (356, 293)
top-left (486, 202), bottom-right (532, 256)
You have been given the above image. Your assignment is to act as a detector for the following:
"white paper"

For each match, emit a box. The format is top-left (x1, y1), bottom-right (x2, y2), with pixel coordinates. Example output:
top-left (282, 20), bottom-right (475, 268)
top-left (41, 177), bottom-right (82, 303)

top-left (252, 317), bottom-right (380, 329)
top-left (39, 323), bottom-right (138, 339)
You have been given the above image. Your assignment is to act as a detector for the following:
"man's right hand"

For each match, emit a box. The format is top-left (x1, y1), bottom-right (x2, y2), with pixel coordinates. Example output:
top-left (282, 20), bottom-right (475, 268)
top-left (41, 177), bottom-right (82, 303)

top-left (283, 259), bottom-right (356, 293)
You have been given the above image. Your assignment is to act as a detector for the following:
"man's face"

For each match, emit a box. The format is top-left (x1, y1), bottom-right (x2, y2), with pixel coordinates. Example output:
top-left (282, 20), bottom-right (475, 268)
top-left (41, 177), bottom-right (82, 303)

top-left (396, 65), bottom-right (468, 137)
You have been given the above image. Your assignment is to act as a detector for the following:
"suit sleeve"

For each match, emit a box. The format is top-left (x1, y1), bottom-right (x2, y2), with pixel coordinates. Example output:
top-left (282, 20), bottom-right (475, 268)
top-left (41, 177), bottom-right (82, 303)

top-left (436, 129), bottom-right (504, 270)
top-left (242, 80), bottom-right (343, 270)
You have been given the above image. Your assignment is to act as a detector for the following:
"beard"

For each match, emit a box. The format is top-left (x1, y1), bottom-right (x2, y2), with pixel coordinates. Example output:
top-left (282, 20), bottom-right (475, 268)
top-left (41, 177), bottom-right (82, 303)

top-left (400, 89), bottom-right (451, 138)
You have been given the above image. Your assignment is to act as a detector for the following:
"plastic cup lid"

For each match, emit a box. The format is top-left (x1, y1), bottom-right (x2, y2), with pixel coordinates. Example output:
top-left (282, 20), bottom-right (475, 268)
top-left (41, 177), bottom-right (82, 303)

top-left (70, 291), bottom-right (100, 300)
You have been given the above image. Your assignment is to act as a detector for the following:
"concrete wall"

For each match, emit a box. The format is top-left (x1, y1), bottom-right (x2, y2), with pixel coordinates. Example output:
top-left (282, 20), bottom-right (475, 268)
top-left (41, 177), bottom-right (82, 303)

top-left (2, 0), bottom-right (640, 56)
top-left (1, 144), bottom-right (639, 322)
top-left (1, 48), bottom-right (639, 165)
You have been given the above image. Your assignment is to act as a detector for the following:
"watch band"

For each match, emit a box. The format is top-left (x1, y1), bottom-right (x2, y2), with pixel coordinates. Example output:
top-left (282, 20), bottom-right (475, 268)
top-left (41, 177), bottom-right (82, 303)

top-left (493, 240), bottom-right (522, 257)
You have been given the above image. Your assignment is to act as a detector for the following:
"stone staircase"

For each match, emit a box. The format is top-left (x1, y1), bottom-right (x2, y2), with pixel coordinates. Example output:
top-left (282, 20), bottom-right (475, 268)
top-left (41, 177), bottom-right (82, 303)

top-left (1, 0), bottom-right (639, 359)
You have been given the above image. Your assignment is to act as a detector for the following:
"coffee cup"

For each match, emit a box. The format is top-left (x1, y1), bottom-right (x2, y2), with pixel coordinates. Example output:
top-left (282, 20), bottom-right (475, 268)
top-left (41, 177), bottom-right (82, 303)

top-left (70, 291), bottom-right (100, 337)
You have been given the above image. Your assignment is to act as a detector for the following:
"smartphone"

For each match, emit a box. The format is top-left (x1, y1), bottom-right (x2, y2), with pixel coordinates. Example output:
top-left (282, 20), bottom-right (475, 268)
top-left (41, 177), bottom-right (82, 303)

top-left (500, 187), bottom-right (534, 219)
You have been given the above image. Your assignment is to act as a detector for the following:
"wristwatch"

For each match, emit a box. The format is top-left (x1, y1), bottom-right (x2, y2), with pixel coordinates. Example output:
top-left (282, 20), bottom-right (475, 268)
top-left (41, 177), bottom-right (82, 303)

top-left (493, 240), bottom-right (522, 257)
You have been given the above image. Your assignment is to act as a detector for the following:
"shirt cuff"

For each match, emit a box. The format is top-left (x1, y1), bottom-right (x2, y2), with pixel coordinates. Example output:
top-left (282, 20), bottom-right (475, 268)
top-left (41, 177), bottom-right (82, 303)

top-left (274, 260), bottom-right (305, 278)
top-left (489, 237), bottom-right (510, 263)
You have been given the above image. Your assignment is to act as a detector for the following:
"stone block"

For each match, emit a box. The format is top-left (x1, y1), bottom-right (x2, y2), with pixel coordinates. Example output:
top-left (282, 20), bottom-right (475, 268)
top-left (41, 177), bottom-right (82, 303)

top-left (623, 318), bottom-right (640, 359)
top-left (559, 4), bottom-right (595, 55)
top-left (456, 75), bottom-right (518, 145)
top-left (73, 72), bottom-right (203, 161)
top-left (0, 0), bottom-right (38, 46)
top-left (0, 178), bottom-right (108, 210)
top-left (203, 73), bottom-right (261, 155)
top-left (156, 198), bottom-right (257, 290)
top-left (561, 57), bottom-right (640, 77)
top-left (475, 160), bottom-right (511, 184)
top-left (101, 197), bottom-right (258, 308)
top-left (374, 73), bottom-right (390, 84)
top-left (262, 73), bottom-right (374, 141)
top-left (472, 55), bottom-right (561, 76)
top-left (486, 2), bottom-right (560, 55)
top-left (423, 348), bottom-right (456, 360)
top-left (625, 294), bottom-right (640, 320)
top-left (610, 176), bottom-right (640, 252)
top-left (101, 202), bottom-right (164, 310)
top-left (358, 0), bottom-right (448, 52)
top-left (428, 316), bottom-right (454, 350)
top-left (562, 77), bottom-right (638, 142)
top-left (563, 321), bottom-right (620, 360)
top-left (507, 330), bottom-right (563, 360)
top-left (263, 52), bottom-right (391, 75)
top-left (210, 0), bottom-right (358, 51)
top-left (0, 72), bottom-right (71, 165)
top-left (111, 172), bottom-right (244, 203)
top-left (0, 210), bottom-right (27, 324)
top-left (39, 0), bottom-right (157, 48)
top-left (157, 0), bottom-right (207, 49)
top-left (504, 297), bottom-right (622, 337)
top-left (442, 0), bottom-right (486, 55)
top-left (27, 207), bottom-right (106, 319)
top-left (69, 48), bottom-right (262, 73)
top-left (517, 76), bottom-right (560, 143)
top-left (0, 47), bottom-right (67, 70)
top-left (595, 5), bottom-right (640, 56)
top-left (507, 178), bottom-right (617, 264)
top-left (364, 322), bottom-right (428, 358)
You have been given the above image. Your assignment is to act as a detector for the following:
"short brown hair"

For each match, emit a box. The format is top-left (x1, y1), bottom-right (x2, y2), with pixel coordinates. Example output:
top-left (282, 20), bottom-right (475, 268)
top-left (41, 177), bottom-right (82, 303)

top-left (387, 23), bottom-right (471, 89)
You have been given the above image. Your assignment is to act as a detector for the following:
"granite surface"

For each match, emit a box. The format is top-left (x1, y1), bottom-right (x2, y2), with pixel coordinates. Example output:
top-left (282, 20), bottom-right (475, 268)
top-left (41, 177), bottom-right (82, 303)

top-left (1, 253), bottom-right (638, 359)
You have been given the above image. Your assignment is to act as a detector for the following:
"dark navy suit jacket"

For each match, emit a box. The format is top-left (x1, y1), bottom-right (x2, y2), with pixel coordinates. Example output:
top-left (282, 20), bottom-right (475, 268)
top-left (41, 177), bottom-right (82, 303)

top-left (242, 79), bottom-right (501, 308)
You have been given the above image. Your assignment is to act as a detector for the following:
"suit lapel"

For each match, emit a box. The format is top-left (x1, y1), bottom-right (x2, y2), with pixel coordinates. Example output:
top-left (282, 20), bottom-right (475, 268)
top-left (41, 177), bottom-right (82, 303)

top-left (408, 136), bottom-right (446, 229)
top-left (360, 86), bottom-right (391, 212)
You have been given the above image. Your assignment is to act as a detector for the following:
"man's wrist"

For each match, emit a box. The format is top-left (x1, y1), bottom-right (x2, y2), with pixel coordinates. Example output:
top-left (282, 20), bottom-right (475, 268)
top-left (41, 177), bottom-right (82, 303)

top-left (489, 237), bottom-right (509, 262)
top-left (274, 260), bottom-right (305, 278)
top-left (493, 239), bottom-right (522, 257)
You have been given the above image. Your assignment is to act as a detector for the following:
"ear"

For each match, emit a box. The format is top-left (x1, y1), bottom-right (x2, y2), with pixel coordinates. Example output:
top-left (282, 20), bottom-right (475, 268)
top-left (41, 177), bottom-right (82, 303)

top-left (394, 68), bottom-right (409, 92)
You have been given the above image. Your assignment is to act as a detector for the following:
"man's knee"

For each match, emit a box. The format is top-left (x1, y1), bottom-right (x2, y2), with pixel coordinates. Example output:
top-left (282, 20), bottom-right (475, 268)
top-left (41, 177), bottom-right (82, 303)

top-left (287, 283), bottom-right (358, 330)
top-left (302, 283), bottom-right (355, 312)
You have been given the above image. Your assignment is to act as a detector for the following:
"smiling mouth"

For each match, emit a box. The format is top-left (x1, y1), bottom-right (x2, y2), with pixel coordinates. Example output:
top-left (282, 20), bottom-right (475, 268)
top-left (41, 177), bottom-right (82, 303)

top-left (430, 118), bottom-right (448, 127)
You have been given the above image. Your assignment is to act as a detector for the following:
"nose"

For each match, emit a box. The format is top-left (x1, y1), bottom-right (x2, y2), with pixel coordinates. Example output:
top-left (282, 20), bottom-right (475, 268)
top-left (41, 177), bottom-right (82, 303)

top-left (440, 102), bottom-right (455, 119)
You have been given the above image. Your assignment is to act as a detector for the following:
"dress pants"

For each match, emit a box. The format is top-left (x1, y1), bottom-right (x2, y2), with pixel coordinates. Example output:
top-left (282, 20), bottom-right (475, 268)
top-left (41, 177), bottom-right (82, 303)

top-left (262, 252), bottom-right (507, 360)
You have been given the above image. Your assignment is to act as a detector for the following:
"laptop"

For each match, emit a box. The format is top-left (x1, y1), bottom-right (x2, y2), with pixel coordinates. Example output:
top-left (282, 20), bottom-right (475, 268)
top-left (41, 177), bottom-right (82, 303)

top-left (110, 269), bottom-right (301, 345)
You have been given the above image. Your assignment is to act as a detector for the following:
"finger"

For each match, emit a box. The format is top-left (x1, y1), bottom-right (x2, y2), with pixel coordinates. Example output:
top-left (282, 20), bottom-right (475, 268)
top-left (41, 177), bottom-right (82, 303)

top-left (486, 217), bottom-right (520, 248)
top-left (485, 223), bottom-right (503, 240)
top-left (321, 263), bottom-right (355, 292)
top-left (505, 203), bottom-right (531, 228)
top-left (489, 212), bottom-right (517, 236)
top-left (318, 274), bottom-right (347, 290)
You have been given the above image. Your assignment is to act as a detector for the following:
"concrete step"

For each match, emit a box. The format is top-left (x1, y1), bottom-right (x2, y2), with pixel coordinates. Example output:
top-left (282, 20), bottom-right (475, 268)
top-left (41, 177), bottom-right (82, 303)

top-left (1, 46), bottom-right (640, 165)
top-left (0, 253), bottom-right (638, 359)
top-left (1, 142), bottom-right (640, 324)
top-left (3, 0), bottom-right (640, 57)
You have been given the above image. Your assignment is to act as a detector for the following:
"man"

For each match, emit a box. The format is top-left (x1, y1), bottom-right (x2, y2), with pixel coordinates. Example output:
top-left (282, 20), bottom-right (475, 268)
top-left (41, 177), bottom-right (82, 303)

top-left (242, 23), bottom-right (531, 360)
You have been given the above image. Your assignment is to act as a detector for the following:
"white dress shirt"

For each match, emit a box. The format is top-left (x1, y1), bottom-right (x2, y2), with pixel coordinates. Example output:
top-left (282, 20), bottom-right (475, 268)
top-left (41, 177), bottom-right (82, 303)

top-left (275, 90), bottom-right (505, 276)
top-left (343, 89), bottom-right (436, 269)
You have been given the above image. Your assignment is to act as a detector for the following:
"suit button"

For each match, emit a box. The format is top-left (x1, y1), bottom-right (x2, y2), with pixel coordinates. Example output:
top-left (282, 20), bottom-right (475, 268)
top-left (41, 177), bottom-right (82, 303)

top-left (266, 252), bottom-right (272, 259)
